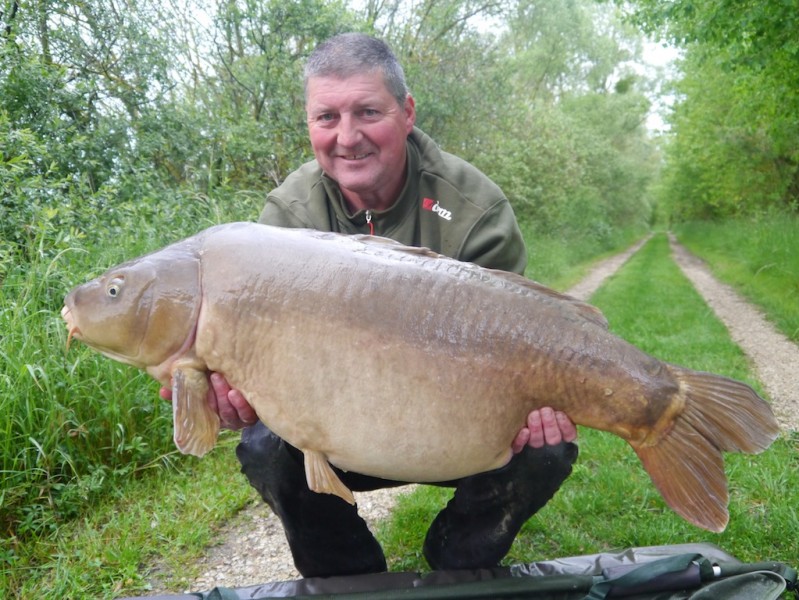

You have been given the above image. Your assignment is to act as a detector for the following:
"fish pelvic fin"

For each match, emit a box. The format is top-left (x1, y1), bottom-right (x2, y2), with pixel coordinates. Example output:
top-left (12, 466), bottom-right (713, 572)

top-left (172, 365), bottom-right (220, 457)
top-left (303, 449), bottom-right (356, 505)
top-left (633, 366), bottom-right (780, 533)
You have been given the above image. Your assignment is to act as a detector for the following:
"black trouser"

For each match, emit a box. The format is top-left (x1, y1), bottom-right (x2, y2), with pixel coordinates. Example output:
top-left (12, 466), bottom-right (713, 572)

top-left (236, 421), bottom-right (578, 578)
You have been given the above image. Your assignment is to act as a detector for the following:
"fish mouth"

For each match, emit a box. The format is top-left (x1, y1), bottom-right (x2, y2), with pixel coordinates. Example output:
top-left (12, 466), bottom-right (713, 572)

top-left (61, 305), bottom-right (81, 350)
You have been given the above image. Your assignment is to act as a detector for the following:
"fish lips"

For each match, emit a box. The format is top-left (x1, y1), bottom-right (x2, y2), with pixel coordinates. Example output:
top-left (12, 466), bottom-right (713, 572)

top-left (61, 304), bottom-right (81, 350)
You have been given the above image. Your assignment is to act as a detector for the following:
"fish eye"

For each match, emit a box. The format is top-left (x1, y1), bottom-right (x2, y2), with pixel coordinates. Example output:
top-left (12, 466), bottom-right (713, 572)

top-left (107, 276), bottom-right (125, 298)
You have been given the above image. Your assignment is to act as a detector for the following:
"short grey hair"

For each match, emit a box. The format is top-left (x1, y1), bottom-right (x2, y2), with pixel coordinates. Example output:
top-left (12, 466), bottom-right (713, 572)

top-left (304, 33), bottom-right (410, 106)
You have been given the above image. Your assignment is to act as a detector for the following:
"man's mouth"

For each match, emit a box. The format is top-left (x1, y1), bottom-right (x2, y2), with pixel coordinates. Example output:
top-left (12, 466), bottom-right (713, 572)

top-left (339, 153), bottom-right (370, 160)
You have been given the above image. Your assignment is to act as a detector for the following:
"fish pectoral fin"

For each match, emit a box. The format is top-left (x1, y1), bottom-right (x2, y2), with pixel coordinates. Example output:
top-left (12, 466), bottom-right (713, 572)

top-left (172, 366), bottom-right (220, 457)
top-left (303, 450), bottom-right (355, 505)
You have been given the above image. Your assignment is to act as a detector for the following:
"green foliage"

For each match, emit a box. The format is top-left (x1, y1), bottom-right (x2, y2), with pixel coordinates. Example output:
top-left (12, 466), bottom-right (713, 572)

top-left (0, 237), bottom-right (170, 533)
top-left (156, 0), bottom-right (360, 191)
top-left (475, 1), bottom-right (656, 240)
top-left (0, 184), bottom-right (263, 595)
top-left (656, 50), bottom-right (798, 220)
top-left (622, 0), bottom-right (799, 73)
top-left (618, 0), bottom-right (799, 219)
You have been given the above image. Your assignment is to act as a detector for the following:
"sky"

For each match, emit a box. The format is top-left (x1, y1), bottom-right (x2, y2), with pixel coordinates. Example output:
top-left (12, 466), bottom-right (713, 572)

top-left (641, 41), bottom-right (682, 132)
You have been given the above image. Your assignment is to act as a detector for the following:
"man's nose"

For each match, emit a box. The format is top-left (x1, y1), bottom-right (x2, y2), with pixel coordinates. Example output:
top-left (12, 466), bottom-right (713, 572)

top-left (336, 113), bottom-right (363, 147)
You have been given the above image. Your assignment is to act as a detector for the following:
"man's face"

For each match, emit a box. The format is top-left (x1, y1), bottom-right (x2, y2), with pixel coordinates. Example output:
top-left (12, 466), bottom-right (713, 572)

top-left (305, 72), bottom-right (416, 210)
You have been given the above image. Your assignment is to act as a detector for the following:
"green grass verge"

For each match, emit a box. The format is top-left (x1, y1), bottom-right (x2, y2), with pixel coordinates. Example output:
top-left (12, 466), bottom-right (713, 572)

top-left (4, 437), bottom-right (251, 599)
top-left (520, 222), bottom-right (646, 290)
top-left (675, 213), bottom-right (799, 342)
top-left (377, 233), bottom-right (798, 571)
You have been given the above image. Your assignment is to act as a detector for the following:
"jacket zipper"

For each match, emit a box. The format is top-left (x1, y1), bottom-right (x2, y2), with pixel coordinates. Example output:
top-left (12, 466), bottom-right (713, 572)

top-left (365, 210), bottom-right (375, 235)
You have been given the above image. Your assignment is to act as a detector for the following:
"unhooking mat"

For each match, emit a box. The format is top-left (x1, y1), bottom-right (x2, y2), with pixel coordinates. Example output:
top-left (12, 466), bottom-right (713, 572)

top-left (124, 542), bottom-right (798, 600)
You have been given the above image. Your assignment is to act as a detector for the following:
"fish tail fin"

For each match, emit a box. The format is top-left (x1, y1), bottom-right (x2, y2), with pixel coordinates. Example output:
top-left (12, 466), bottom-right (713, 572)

top-left (632, 367), bottom-right (780, 532)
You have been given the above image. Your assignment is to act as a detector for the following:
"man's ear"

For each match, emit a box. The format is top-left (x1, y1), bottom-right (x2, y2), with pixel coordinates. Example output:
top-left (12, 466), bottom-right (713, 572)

top-left (404, 94), bottom-right (416, 132)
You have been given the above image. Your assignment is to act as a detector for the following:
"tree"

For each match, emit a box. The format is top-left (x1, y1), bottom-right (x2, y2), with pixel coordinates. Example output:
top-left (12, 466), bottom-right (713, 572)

top-left (474, 0), bottom-right (656, 237)
top-left (657, 49), bottom-right (792, 220)
top-left (618, 0), bottom-right (799, 218)
top-left (146, 0), bottom-right (358, 191)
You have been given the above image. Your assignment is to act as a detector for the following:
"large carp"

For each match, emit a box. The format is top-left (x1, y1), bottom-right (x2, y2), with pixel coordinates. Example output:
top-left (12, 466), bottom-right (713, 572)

top-left (62, 223), bottom-right (779, 532)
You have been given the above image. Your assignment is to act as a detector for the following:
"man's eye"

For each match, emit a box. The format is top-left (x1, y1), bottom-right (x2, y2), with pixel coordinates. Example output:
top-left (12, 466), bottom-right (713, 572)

top-left (318, 113), bottom-right (335, 121)
top-left (361, 109), bottom-right (379, 117)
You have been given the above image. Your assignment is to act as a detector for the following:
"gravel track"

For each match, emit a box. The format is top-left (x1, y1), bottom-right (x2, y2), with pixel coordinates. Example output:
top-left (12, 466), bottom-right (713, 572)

top-left (144, 234), bottom-right (797, 594)
top-left (668, 234), bottom-right (799, 431)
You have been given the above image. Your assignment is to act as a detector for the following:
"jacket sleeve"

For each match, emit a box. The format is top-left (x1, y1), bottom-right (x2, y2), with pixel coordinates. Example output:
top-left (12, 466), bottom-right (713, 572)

top-left (458, 200), bottom-right (528, 276)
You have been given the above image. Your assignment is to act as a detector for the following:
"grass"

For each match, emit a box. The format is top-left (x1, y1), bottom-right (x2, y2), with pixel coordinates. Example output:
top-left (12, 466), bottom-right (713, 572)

top-left (376, 233), bottom-right (799, 571)
top-left (0, 192), bottom-right (259, 599)
top-left (520, 221), bottom-right (645, 290)
top-left (7, 437), bottom-right (252, 598)
top-left (3, 216), bottom-right (798, 598)
top-left (675, 213), bottom-right (799, 342)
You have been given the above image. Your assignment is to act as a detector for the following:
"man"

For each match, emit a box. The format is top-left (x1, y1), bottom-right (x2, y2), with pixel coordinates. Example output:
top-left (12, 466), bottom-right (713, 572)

top-left (168, 32), bottom-right (578, 578)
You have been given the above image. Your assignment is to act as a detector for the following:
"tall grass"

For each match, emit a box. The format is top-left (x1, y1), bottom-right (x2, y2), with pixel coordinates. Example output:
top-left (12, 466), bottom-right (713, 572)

top-left (675, 211), bottom-right (799, 342)
top-left (0, 187), bottom-right (261, 595)
top-left (377, 234), bottom-right (798, 571)
top-left (0, 226), bottom-right (176, 584)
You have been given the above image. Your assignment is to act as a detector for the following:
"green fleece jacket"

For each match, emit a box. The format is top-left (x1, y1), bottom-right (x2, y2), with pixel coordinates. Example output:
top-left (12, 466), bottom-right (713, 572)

top-left (258, 127), bottom-right (527, 275)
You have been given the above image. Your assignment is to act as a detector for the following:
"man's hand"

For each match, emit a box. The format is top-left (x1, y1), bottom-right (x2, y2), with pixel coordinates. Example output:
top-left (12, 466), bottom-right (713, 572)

top-left (511, 407), bottom-right (577, 454)
top-left (159, 372), bottom-right (258, 430)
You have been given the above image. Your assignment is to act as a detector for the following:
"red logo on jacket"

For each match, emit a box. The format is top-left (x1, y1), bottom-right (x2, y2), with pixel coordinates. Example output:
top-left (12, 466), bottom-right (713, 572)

top-left (422, 197), bottom-right (452, 221)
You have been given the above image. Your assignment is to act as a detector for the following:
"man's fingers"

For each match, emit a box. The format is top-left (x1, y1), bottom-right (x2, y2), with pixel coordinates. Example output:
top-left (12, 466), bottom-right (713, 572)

top-left (538, 407), bottom-right (563, 446)
top-left (209, 372), bottom-right (230, 398)
top-left (526, 410), bottom-right (546, 448)
top-left (526, 408), bottom-right (578, 448)
top-left (209, 372), bottom-right (258, 429)
top-left (556, 410), bottom-right (578, 443)
top-left (512, 427), bottom-right (530, 454)
top-left (228, 389), bottom-right (258, 425)
top-left (209, 372), bottom-right (237, 426)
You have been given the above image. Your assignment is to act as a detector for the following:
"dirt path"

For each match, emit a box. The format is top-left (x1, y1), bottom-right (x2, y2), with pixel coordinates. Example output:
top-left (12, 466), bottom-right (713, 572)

top-left (145, 234), bottom-right (798, 594)
top-left (562, 235), bottom-right (651, 302)
top-left (668, 234), bottom-right (799, 431)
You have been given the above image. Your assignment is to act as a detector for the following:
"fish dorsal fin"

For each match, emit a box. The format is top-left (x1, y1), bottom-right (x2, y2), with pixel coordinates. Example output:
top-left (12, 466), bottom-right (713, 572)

top-left (495, 271), bottom-right (609, 329)
top-left (349, 233), bottom-right (440, 257)
top-left (349, 234), bottom-right (609, 330)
